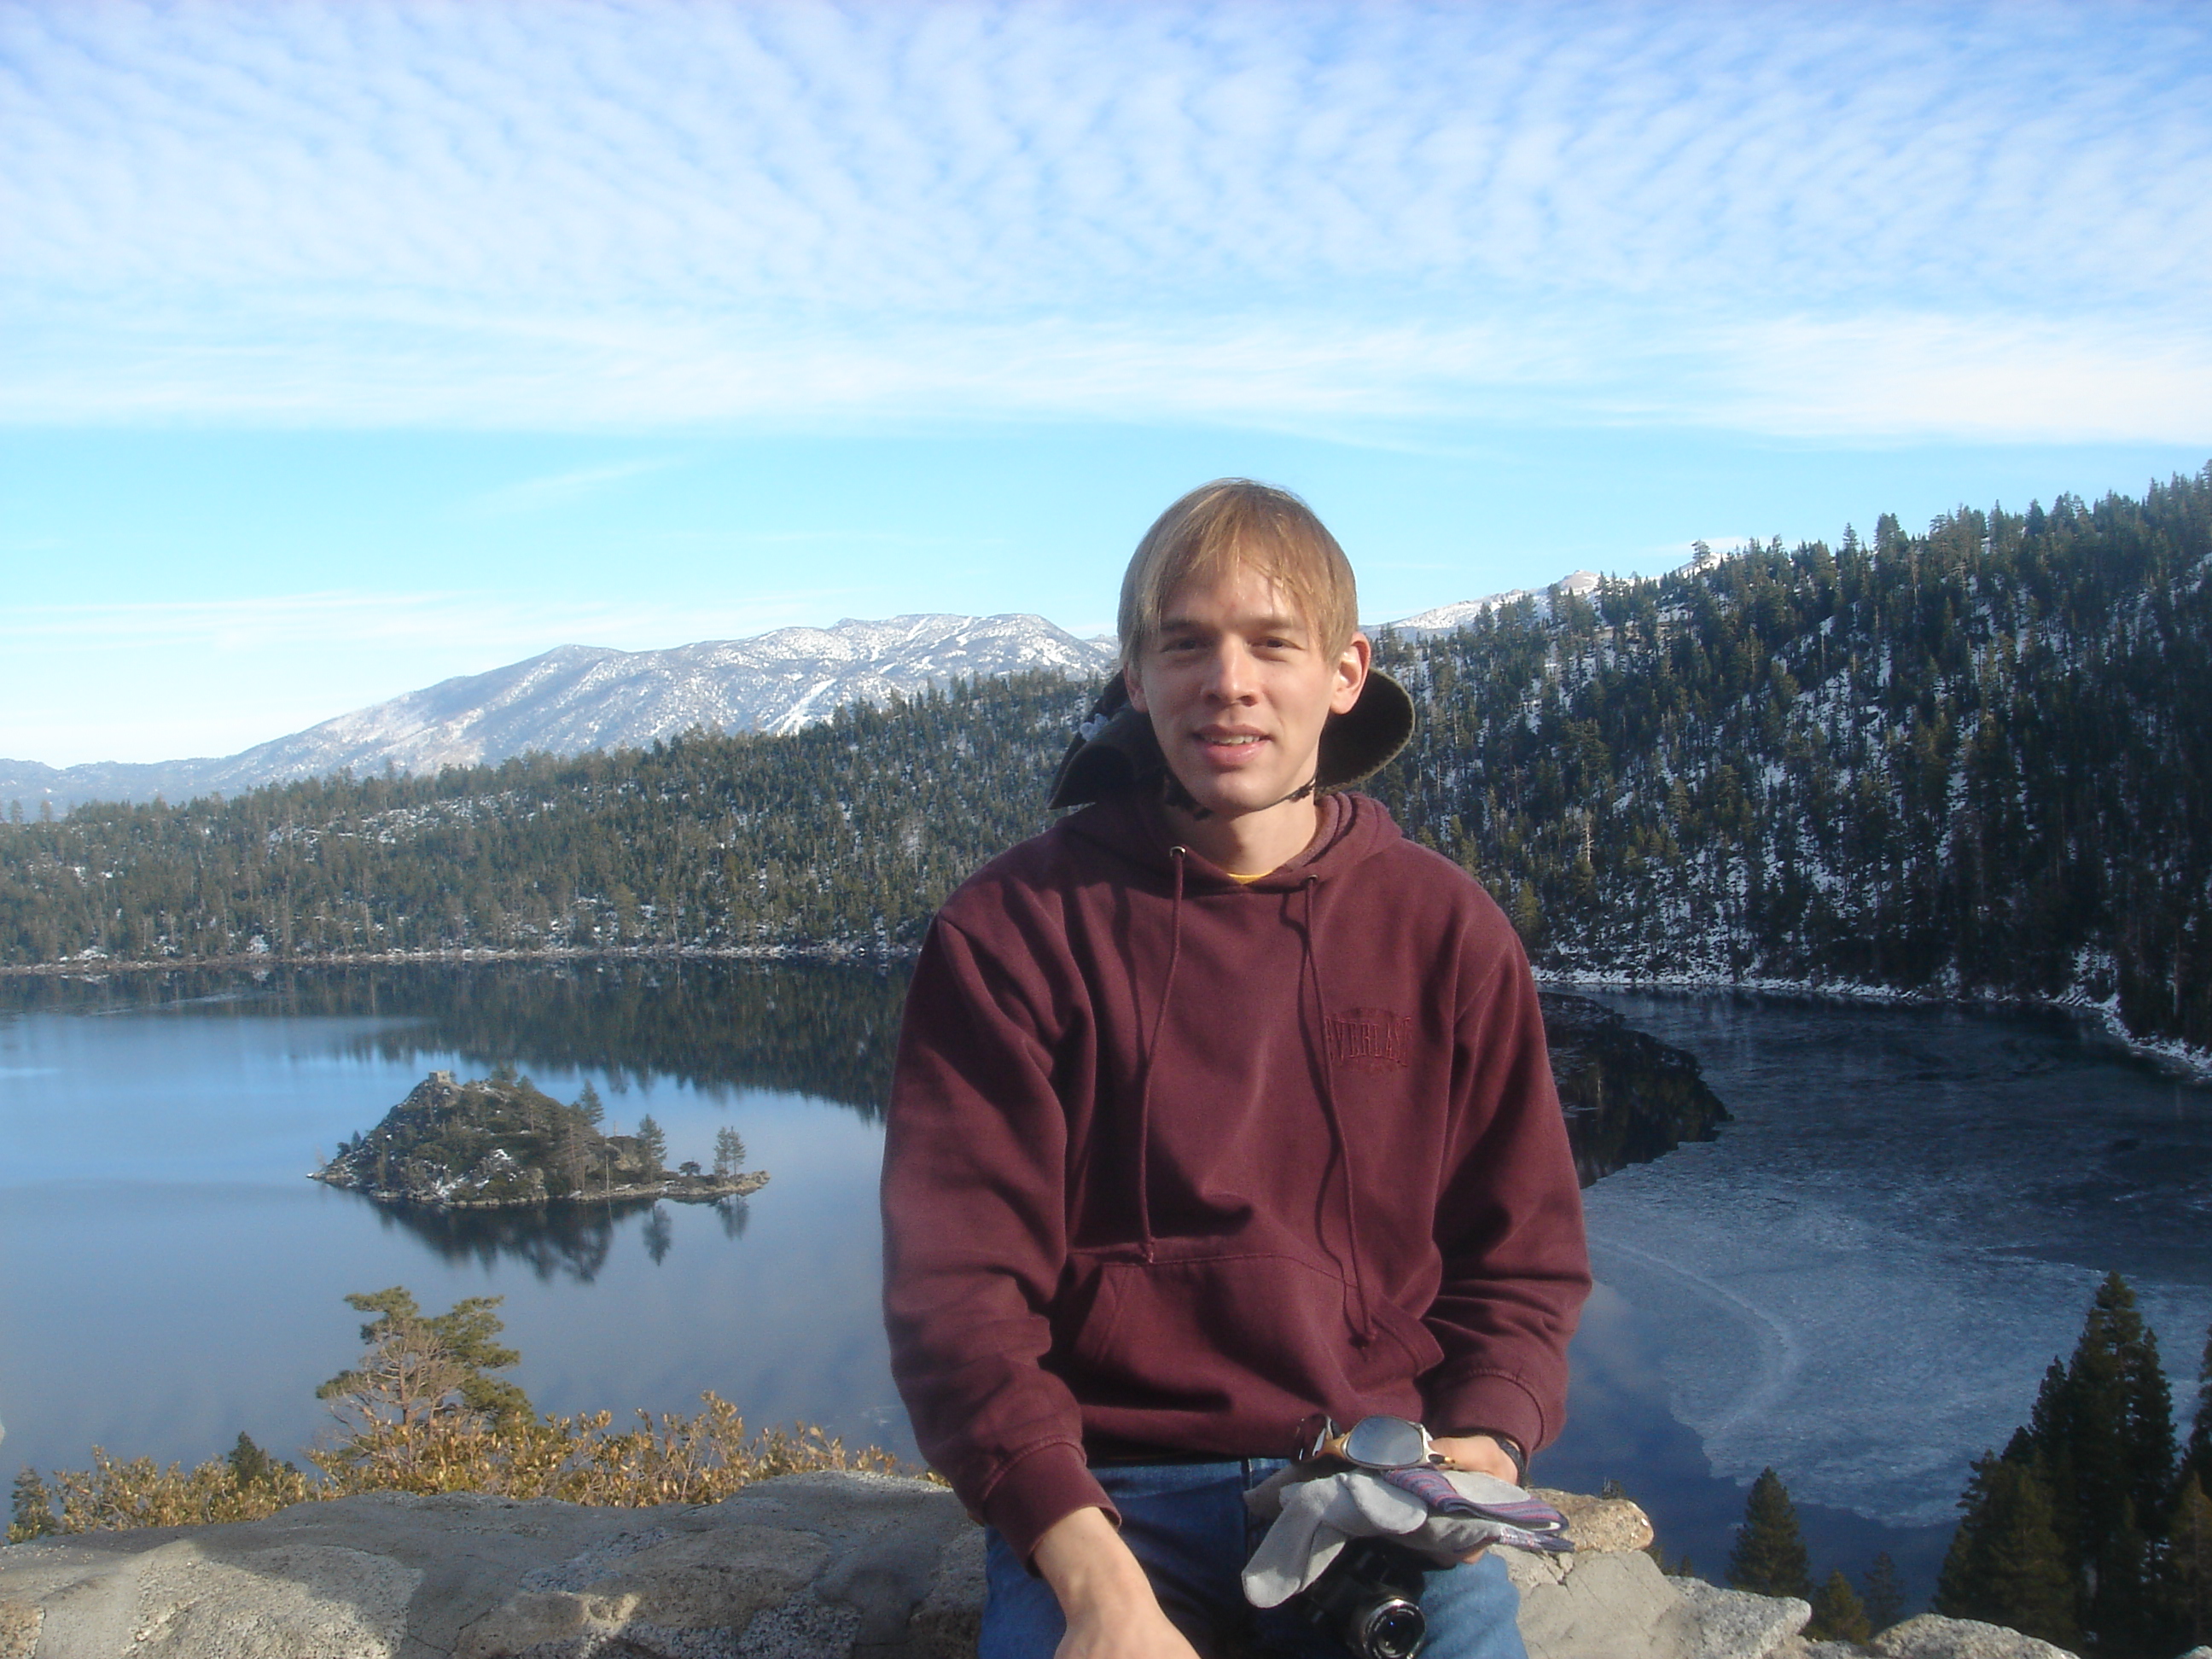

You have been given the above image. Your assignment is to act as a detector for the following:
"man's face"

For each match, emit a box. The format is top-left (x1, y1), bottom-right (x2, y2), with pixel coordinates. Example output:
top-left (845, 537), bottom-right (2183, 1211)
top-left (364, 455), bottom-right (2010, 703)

top-left (1126, 562), bottom-right (1370, 824)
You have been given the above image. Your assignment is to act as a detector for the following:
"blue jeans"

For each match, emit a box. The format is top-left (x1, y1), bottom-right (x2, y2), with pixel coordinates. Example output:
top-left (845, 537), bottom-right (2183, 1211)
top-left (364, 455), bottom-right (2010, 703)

top-left (981, 1458), bottom-right (1528, 1659)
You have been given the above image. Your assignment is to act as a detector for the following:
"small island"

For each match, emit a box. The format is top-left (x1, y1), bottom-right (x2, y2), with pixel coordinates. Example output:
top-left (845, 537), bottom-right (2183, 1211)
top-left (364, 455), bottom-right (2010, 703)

top-left (311, 1069), bottom-right (768, 1208)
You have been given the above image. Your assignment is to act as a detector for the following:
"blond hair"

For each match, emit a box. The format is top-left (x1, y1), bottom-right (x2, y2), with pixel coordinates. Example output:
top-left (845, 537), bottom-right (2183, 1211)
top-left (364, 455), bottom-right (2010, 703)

top-left (1117, 480), bottom-right (1359, 668)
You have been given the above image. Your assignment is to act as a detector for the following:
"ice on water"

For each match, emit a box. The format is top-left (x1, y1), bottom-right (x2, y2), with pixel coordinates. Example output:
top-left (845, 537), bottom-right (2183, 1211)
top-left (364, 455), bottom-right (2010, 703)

top-left (1580, 992), bottom-right (2212, 1528)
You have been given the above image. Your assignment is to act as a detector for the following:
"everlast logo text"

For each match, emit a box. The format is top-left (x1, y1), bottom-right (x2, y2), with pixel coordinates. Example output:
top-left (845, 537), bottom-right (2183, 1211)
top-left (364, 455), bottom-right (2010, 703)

top-left (1324, 1008), bottom-right (1415, 1073)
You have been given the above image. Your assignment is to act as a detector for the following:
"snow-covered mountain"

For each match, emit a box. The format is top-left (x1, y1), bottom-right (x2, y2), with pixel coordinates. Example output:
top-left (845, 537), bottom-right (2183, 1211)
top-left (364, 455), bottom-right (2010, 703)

top-left (3, 614), bottom-right (1117, 812)
top-left (1384, 570), bottom-right (1603, 637)
top-left (7, 565), bottom-right (1689, 813)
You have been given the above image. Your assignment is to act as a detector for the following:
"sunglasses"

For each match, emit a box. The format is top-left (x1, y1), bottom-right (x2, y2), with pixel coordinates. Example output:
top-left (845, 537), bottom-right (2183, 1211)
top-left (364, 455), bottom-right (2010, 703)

top-left (1302, 1416), bottom-right (1447, 1471)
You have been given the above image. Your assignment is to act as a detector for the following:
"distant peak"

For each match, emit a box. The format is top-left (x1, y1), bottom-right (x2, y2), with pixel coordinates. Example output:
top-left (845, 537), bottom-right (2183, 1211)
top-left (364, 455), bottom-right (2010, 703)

top-left (1388, 569), bottom-right (1604, 636)
top-left (15, 611), bottom-right (1117, 811)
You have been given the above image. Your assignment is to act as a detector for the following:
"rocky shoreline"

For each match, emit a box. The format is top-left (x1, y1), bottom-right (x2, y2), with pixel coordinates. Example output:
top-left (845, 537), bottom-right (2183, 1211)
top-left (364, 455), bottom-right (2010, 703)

top-left (13, 946), bottom-right (2203, 1077)
top-left (310, 1167), bottom-right (770, 1210)
top-left (1540, 969), bottom-right (2212, 1081)
top-left (0, 1473), bottom-right (2103, 1659)
top-left (0, 940), bottom-right (898, 979)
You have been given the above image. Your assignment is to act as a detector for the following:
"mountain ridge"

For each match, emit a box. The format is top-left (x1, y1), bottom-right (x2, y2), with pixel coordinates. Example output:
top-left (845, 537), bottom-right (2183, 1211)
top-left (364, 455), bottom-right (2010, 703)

top-left (2, 612), bottom-right (1115, 812)
top-left (0, 559), bottom-right (1721, 813)
top-left (1387, 569), bottom-right (1603, 636)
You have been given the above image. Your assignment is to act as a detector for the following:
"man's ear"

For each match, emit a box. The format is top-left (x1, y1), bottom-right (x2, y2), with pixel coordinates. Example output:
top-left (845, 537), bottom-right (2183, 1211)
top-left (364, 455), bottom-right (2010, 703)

top-left (1330, 632), bottom-right (1373, 715)
top-left (1124, 659), bottom-right (1150, 714)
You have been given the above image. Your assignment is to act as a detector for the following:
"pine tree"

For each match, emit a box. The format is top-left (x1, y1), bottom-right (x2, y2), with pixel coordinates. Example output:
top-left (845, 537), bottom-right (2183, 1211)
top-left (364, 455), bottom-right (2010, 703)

top-left (1861, 1551), bottom-right (1904, 1632)
top-left (634, 1112), bottom-right (667, 1172)
top-left (575, 1080), bottom-right (605, 1126)
top-left (1935, 1452), bottom-right (2078, 1650)
top-left (554, 1110), bottom-right (594, 1196)
top-left (1728, 1468), bottom-right (1812, 1600)
top-left (2033, 1272), bottom-right (2180, 1653)
top-left (713, 1125), bottom-right (747, 1178)
top-left (224, 1431), bottom-right (294, 1488)
top-left (317, 1286), bottom-right (533, 1435)
top-left (2174, 1474), bottom-right (2212, 1650)
top-left (424, 1293), bottom-right (533, 1430)
top-left (2187, 1318), bottom-right (2212, 1494)
top-left (2102, 1275), bottom-right (2178, 1539)
top-left (8, 1468), bottom-right (56, 1542)
top-left (1807, 1569), bottom-right (1871, 1643)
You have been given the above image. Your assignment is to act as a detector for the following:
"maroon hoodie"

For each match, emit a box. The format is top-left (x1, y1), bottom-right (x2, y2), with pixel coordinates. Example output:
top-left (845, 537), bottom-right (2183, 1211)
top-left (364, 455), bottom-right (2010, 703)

top-left (880, 789), bottom-right (1589, 1561)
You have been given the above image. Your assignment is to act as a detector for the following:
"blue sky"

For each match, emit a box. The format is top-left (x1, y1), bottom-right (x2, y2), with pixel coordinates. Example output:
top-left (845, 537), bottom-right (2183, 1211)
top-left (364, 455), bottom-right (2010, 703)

top-left (4, 1), bottom-right (2209, 766)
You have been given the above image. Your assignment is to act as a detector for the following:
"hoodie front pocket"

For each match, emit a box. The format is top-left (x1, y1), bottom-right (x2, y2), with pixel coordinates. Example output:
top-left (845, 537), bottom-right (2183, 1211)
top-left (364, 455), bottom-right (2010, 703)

top-left (1059, 1249), bottom-right (1371, 1415)
top-left (1365, 1293), bottom-right (1447, 1377)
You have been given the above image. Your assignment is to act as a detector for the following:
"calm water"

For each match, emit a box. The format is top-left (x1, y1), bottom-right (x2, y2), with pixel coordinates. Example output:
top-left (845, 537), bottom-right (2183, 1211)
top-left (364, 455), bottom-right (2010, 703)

top-left (3, 965), bottom-right (2207, 1609)
top-left (0, 964), bottom-right (913, 1488)
top-left (1553, 989), bottom-right (2212, 1597)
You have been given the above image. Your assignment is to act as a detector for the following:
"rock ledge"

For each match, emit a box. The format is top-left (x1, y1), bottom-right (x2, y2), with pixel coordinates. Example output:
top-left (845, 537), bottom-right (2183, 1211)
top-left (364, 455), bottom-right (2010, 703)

top-left (0, 1474), bottom-right (2077, 1659)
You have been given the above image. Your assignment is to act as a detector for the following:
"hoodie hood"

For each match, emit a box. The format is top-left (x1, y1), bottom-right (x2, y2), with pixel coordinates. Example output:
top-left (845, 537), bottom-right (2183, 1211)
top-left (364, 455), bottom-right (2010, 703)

top-left (1061, 784), bottom-right (1400, 893)
top-left (1046, 667), bottom-right (1416, 811)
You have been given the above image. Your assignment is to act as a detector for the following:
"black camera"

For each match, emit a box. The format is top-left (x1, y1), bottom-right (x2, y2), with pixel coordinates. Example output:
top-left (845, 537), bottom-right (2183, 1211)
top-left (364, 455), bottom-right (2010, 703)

top-left (1297, 1538), bottom-right (1428, 1659)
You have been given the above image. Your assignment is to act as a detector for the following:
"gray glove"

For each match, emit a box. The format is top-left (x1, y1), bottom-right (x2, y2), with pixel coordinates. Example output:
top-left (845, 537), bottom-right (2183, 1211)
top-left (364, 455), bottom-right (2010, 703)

top-left (1242, 1466), bottom-right (1570, 1609)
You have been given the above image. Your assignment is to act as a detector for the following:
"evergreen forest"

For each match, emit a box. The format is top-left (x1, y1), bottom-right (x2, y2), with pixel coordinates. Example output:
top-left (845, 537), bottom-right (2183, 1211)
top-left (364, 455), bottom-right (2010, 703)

top-left (1373, 466), bottom-right (2212, 1057)
top-left (3, 464), bottom-right (2208, 1054)
top-left (1934, 1275), bottom-right (2212, 1656)
top-left (1723, 1278), bottom-right (2212, 1656)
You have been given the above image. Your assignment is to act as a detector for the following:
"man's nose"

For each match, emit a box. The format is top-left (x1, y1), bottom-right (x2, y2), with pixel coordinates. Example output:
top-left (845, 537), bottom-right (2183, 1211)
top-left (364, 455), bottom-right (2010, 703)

top-left (1202, 640), bottom-right (1258, 700)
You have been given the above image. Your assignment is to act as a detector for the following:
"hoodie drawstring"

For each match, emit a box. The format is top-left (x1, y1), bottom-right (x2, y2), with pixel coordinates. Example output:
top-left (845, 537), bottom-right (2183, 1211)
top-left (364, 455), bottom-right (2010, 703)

top-left (1303, 875), bottom-right (1377, 1345)
top-left (1132, 846), bottom-right (1373, 1343)
top-left (1133, 846), bottom-right (1187, 1264)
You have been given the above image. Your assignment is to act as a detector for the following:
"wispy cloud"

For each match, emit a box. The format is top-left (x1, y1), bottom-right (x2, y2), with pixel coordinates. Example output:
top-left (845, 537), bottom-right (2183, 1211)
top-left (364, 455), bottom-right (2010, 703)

top-left (1700, 313), bottom-right (2212, 443)
top-left (460, 457), bottom-right (682, 517)
top-left (3, 0), bottom-right (2208, 439)
top-left (9, 299), bottom-right (2204, 442)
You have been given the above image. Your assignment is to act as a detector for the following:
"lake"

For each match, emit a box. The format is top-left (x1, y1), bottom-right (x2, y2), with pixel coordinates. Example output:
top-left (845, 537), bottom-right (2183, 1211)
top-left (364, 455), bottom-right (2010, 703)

top-left (1546, 989), bottom-right (2212, 1595)
top-left (3, 963), bottom-right (2207, 1609)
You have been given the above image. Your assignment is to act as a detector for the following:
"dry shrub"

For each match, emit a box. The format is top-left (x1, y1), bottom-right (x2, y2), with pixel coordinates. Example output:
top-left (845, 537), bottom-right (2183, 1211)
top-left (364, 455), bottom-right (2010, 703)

top-left (10, 1397), bottom-right (911, 1540)
top-left (310, 1392), bottom-right (905, 1505)
top-left (13, 1449), bottom-right (317, 1539)
top-left (11, 1287), bottom-right (922, 1541)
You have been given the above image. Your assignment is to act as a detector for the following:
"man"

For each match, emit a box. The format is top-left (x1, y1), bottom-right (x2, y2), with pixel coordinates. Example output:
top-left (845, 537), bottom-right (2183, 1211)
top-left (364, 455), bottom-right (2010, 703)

top-left (882, 480), bottom-right (1589, 1657)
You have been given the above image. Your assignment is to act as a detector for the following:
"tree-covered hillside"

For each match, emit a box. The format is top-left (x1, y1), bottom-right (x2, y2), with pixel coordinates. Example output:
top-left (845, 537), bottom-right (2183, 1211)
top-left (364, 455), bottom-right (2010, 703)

top-left (0, 672), bottom-right (1077, 963)
top-left (3, 465), bottom-right (2206, 1053)
top-left (1373, 465), bottom-right (2212, 1054)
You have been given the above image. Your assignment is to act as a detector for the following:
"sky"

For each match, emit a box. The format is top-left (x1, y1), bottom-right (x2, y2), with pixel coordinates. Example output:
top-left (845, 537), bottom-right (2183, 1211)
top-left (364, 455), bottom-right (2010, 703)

top-left (3, 0), bottom-right (2209, 767)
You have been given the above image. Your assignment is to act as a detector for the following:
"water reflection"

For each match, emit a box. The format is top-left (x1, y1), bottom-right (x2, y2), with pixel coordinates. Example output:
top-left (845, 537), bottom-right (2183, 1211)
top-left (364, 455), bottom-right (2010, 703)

top-left (0, 969), bottom-right (1731, 1186)
top-left (364, 1190), bottom-right (630, 1281)
top-left (0, 960), bottom-right (908, 1115)
top-left (1540, 992), bottom-right (1732, 1185)
top-left (352, 1187), bottom-right (752, 1283)
top-left (642, 1206), bottom-right (673, 1265)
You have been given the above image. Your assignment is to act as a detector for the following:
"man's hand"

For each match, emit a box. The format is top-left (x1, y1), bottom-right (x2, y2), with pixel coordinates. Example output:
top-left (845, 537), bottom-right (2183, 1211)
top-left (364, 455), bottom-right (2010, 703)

top-left (1429, 1434), bottom-right (1522, 1563)
top-left (1429, 1433), bottom-right (1521, 1484)
top-left (1032, 1506), bottom-right (1202, 1659)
